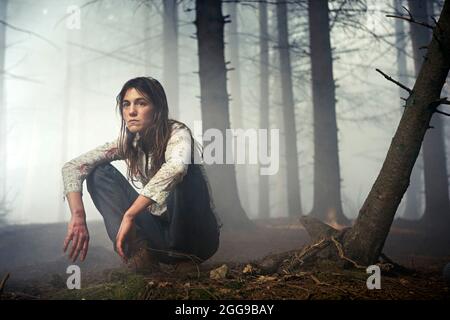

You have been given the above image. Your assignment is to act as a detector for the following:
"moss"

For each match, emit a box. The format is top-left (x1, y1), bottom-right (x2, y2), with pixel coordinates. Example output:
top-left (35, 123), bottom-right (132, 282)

top-left (46, 273), bottom-right (147, 300)
top-left (224, 280), bottom-right (244, 290)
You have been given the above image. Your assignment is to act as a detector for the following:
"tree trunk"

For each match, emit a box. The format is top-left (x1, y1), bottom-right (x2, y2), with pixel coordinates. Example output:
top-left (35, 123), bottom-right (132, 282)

top-left (195, 0), bottom-right (252, 229)
top-left (258, 1), bottom-right (270, 219)
top-left (276, 0), bottom-right (302, 217)
top-left (408, 0), bottom-right (450, 229)
top-left (395, 0), bottom-right (423, 220)
top-left (270, 4), bottom-right (289, 218)
top-left (144, 5), bottom-right (153, 76)
top-left (343, 0), bottom-right (450, 265)
top-left (225, 2), bottom-right (249, 214)
top-left (59, 29), bottom-right (76, 222)
top-left (226, 2), bottom-right (243, 131)
top-left (308, 0), bottom-right (349, 226)
top-left (0, 0), bottom-right (7, 199)
top-left (163, 0), bottom-right (179, 118)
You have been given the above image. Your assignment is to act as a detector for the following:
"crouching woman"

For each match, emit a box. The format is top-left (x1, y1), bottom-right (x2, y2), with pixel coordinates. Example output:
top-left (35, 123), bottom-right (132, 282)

top-left (61, 77), bottom-right (221, 273)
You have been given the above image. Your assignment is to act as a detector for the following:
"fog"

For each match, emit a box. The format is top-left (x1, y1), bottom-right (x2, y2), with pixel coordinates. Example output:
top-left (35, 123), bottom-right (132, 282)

top-left (1, 0), bottom-right (448, 225)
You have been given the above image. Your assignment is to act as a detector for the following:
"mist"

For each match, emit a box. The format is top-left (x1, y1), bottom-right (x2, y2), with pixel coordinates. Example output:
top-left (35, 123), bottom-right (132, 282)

top-left (0, 0), bottom-right (447, 226)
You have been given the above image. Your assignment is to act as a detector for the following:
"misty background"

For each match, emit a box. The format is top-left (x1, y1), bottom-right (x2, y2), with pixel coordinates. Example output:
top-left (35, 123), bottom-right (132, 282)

top-left (1, 0), bottom-right (448, 225)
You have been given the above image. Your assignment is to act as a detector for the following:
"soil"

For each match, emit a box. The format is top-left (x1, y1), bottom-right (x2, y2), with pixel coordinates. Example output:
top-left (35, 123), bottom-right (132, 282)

top-left (0, 217), bottom-right (449, 300)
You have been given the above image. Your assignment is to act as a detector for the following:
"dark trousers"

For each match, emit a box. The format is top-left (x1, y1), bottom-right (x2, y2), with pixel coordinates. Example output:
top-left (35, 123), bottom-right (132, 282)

top-left (86, 163), bottom-right (220, 265)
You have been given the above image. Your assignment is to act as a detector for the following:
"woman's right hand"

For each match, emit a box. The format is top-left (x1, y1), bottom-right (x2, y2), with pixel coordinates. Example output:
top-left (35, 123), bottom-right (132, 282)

top-left (63, 215), bottom-right (90, 262)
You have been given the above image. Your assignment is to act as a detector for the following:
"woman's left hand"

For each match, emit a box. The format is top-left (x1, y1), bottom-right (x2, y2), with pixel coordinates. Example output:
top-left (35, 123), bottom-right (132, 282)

top-left (116, 213), bottom-right (135, 262)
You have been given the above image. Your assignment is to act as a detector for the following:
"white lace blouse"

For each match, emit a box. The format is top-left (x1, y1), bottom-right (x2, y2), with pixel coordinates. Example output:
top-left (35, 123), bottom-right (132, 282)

top-left (61, 122), bottom-right (215, 217)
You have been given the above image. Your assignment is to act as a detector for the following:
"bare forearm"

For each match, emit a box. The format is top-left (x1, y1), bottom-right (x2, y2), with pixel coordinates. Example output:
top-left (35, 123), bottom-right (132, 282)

top-left (125, 195), bottom-right (154, 220)
top-left (66, 192), bottom-right (86, 219)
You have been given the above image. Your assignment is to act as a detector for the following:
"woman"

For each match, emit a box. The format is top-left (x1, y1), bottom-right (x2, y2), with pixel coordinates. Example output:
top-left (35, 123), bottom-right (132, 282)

top-left (61, 77), bottom-right (221, 272)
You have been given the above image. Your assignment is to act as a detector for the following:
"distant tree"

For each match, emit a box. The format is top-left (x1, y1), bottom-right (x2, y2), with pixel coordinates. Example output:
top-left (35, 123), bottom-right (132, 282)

top-left (276, 0), bottom-right (302, 217)
top-left (258, 1), bottom-right (270, 219)
top-left (163, 0), bottom-right (179, 117)
top-left (408, 0), bottom-right (450, 231)
top-left (0, 196), bottom-right (8, 226)
top-left (195, 0), bottom-right (252, 229)
top-left (0, 0), bottom-right (7, 200)
top-left (308, 0), bottom-right (349, 226)
top-left (225, 2), bottom-right (249, 212)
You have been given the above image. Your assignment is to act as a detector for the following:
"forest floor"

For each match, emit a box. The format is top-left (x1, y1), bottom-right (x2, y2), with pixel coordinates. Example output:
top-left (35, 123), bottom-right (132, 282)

top-left (0, 217), bottom-right (449, 300)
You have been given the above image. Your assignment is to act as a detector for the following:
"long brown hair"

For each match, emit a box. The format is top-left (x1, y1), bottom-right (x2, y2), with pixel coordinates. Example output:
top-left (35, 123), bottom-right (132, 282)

top-left (116, 77), bottom-right (190, 187)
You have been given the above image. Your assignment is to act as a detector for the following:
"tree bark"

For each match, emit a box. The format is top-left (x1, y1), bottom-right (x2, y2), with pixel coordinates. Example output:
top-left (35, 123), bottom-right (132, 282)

top-left (343, 0), bottom-right (450, 265)
top-left (276, 0), bottom-right (302, 217)
top-left (308, 0), bottom-right (349, 226)
top-left (195, 0), bottom-right (252, 229)
top-left (408, 0), bottom-right (450, 229)
top-left (163, 0), bottom-right (179, 118)
top-left (258, 1), bottom-right (270, 219)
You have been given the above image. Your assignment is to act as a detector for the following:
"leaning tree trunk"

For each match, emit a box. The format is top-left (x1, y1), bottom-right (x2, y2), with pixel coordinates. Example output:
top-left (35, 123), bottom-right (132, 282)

top-left (408, 0), bottom-right (450, 230)
top-left (0, 0), bottom-right (7, 199)
top-left (342, 0), bottom-right (450, 265)
top-left (276, 0), bottom-right (302, 217)
top-left (195, 0), bottom-right (252, 229)
top-left (163, 0), bottom-right (179, 118)
top-left (308, 0), bottom-right (349, 226)
top-left (258, 1), bottom-right (270, 219)
top-left (395, 0), bottom-right (422, 220)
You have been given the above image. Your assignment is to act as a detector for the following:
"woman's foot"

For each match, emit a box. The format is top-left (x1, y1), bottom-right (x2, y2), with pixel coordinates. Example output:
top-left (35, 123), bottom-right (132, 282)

top-left (126, 246), bottom-right (160, 274)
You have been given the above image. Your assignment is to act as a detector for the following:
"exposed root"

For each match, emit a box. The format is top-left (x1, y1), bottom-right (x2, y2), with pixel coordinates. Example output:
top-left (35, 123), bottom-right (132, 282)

top-left (330, 236), bottom-right (366, 269)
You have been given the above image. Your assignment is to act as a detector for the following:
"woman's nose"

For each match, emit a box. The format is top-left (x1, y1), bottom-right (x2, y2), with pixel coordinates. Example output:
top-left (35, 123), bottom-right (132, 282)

top-left (128, 105), bottom-right (138, 115)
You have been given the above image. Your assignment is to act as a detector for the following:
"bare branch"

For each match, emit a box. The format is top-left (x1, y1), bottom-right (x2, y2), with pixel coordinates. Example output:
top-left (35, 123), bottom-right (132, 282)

top-left (386, 5), bottom-right (434, 30)
top-left (375, 68), bottom-right (413, 94)
top-left (0, 20), bottom-right (59, 50)
top-left (435, 109), bottom-right (450, 116)
top-left (385, 14), bottom-right (435, 29)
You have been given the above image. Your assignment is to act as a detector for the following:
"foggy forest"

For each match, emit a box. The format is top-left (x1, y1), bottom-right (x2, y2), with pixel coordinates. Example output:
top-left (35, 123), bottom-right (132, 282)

top-left (0, 0), bottom-right (449, 301)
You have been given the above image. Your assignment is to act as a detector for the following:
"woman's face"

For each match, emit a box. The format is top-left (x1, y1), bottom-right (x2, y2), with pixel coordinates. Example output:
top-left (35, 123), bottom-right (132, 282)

top-left (122, 88), bottom-right (154, 134)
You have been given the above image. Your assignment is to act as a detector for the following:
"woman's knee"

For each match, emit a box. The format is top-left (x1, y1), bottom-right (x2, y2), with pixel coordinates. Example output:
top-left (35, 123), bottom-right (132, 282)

top-left (86, 163), bottom-right (115, 194)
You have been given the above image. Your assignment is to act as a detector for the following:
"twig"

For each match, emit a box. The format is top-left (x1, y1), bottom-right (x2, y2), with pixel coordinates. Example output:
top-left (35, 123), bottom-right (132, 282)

top-left (386, 5), bottom-right (434, 30)
top-left (385, 14), bottom-right (434, 29)
top-left (376, 68), bottom-right (413, 94)
top-left (429, 98), bottom-right (450, 116)
top-left (435, 109), bottom-right (450, 116)
top-left (310, 274), bottom-right (324, 285)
